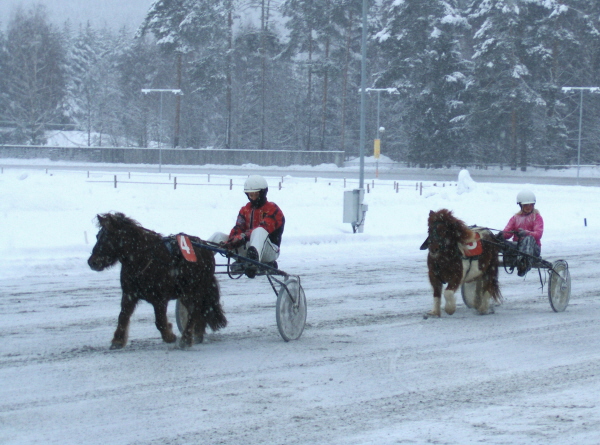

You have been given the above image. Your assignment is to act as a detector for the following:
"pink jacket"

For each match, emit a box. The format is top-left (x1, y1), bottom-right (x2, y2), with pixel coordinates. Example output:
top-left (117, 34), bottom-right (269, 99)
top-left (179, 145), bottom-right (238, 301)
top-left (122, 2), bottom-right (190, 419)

top-left (503, 209), bottom-right (544, 247)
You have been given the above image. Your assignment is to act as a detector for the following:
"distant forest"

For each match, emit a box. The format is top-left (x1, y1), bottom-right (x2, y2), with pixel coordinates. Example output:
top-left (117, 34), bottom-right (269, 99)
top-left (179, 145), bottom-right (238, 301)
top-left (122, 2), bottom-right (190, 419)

top-left (1, 0), bottom-right (599, 170)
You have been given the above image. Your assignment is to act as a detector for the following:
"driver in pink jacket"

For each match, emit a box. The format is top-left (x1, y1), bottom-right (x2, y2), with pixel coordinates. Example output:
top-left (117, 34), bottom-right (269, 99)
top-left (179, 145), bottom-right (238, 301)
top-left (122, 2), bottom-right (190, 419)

top-left (498, 189), bottom-right (544, 276)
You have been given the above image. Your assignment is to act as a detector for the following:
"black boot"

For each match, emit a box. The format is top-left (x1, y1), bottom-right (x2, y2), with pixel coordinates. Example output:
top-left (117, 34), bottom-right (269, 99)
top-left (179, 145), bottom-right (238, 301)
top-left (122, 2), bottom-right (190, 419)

top-left (517, 256), bottom-right (531, 277)
top-left (245, 246), bottom-right (259, 279)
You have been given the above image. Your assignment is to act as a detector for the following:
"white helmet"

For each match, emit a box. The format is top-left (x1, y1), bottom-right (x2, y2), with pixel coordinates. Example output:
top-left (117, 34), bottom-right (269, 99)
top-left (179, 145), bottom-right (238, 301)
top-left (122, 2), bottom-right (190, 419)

top-left (516, 189), bottom-right (536, 205)
top-left (244, 175), bottom-right (268, 192)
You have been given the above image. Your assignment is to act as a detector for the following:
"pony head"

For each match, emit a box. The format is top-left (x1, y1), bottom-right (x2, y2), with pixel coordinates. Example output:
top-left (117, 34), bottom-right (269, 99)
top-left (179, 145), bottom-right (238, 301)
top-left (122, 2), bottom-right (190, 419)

top-left (426, 209), bottom-right (473, 253)
top-left (87, 213), bottom-right (136, 271)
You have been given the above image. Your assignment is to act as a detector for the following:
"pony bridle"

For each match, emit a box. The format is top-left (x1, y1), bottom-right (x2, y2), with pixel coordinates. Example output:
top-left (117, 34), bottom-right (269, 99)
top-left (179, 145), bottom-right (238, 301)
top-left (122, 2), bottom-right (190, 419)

top-left (429, 220), bottom-right (466, 257)
top-left (428, 221), bottom-right (447, 253)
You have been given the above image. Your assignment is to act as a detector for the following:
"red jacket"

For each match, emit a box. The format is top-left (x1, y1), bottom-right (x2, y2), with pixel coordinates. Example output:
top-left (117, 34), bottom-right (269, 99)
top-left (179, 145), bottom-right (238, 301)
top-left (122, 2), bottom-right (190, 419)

top-left (229, 200), bottom-right (285, 246)
top-left (503, 209), bottom-right (544, 247)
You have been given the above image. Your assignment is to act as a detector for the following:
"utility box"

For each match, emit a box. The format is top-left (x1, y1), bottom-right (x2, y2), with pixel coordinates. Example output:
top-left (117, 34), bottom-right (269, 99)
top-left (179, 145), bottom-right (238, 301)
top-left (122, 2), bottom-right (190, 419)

top-left (343, 189), bottom-right (367, 233)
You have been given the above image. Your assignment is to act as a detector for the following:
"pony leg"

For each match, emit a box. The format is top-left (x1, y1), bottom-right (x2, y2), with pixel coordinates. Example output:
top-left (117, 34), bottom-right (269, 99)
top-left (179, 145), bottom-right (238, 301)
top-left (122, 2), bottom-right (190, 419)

top-left (476, 291), bottom-right (491, 315)
top-left (178, 300), bottom-right (196, 349)
top-left (111, 295), bottom-right (137, 349)
top-left (153, 301), bottom-right (176, 344)
top-left (443, 277), bottom-right (463, 315)
top-left (179, 316), bottom-right (196, 349)
top-left (443, 288), bottom-right (457, 315)
top-left (193, 319), bottom-right (207, 344)
top-left (475, 291), bottom-right (494, 315)
top-left (475, 275), bottom-right (501, 315)
top-left (428, 281), bottom-right (443, 317)
top-left (476, 279), bottom-right (497, 315)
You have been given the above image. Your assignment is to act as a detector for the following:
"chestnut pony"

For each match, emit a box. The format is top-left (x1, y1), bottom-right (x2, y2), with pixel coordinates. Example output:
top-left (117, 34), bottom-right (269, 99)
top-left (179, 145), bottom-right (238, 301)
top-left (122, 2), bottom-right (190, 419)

top-left (88, 212), bottom-right (227, 349)
top-left (422, 209), bottom-right (502, 316)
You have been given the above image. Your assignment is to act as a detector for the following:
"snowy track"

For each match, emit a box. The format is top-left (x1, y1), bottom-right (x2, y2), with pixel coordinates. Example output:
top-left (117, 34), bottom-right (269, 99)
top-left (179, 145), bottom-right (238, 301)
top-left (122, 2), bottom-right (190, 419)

top-left (2, 244), bottom-right (599, 445)
top-left (2, 167), bottom-right (600, 444)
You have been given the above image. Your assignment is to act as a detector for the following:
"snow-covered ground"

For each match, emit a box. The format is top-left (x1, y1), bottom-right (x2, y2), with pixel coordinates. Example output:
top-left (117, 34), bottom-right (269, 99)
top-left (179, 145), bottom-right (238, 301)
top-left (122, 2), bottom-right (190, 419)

top-left (1, 162), bottom-right (599, 444)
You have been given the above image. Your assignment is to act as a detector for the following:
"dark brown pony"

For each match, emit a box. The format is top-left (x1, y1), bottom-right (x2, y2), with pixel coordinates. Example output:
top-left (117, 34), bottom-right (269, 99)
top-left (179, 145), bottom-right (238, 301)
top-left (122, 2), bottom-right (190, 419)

top-left (423, 209), bottom-right (502, 316)
top-left (88, 212), bottom-right (227, 349)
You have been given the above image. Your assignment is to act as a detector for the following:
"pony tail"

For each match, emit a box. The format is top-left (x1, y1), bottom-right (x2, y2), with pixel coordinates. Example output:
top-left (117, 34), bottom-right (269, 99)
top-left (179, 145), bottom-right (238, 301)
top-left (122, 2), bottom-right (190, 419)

top-left (206, 276), bottom-right (227, 331)
top-left (489, 274), bottom-right (503, 303)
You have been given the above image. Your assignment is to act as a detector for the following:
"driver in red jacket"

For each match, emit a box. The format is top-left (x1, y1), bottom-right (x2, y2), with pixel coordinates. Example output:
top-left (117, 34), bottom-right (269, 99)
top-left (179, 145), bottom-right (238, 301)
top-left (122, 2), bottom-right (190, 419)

top-left (208, 175), bottom-right (284, 278)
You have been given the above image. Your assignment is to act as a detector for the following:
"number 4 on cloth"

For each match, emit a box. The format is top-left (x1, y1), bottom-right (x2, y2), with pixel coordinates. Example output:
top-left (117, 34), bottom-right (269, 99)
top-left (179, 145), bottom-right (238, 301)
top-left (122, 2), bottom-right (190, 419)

top-left (176, 234), bottom-right (197, 262)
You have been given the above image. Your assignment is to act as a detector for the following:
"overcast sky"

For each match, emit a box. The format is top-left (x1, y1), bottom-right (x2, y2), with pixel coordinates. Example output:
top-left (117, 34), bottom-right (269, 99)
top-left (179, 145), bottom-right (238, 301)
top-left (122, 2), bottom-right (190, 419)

top-left (0, 0), bottom-right (152, 30)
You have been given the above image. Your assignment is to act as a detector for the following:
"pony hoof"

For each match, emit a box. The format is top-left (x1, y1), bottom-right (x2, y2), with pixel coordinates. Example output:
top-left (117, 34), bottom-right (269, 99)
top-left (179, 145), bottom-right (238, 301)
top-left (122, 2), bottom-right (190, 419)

top-left (424, 311), bottom-right (440, 319)
top-left (163, 334), bottom-right (177, 343)
top-left (110, 342), bottom-right (124, 350)
top-left (477, 307), bottom-right (494, 315)
top-left (178, 338), bottom-right (192, 349)
top-left (193, 334), bottom-right (204, 344)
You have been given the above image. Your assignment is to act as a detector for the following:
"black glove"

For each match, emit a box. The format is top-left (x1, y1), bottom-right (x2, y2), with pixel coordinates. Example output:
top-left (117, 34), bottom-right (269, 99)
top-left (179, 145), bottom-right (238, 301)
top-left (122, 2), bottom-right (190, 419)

top-left (495, 231), bottom-right (504, 241)
top-left (223, 233), bottom-right (246, 250)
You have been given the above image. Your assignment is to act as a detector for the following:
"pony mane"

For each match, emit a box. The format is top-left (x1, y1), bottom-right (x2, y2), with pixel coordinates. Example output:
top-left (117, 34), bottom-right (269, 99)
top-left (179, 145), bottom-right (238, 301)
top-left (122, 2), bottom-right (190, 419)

top-left (97, 212), bottom-right (160, 237)
top-left (429, 209), bottom-right (473, 244)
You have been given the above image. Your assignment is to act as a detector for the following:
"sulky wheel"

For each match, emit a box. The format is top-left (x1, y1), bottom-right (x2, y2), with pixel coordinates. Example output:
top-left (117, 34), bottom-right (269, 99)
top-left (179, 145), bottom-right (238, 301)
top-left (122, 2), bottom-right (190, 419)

top-left (175, 299), bottom-right (188, 334)
top-left (548, 260), bottom-right (571, 312)
top-left (276, 277), bottom-right (307, 342)
top-left (174, 299), bottom-right (204, 343)
top-left (461, 281), bottom-right (476, 309)
top-left (461, 279), bottom-right (483, 309)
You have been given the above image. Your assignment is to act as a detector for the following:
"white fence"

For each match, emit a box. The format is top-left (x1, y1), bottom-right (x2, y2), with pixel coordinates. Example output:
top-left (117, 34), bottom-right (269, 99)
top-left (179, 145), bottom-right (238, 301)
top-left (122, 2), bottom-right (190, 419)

top-left (0, 145), bottom-right (345, 167)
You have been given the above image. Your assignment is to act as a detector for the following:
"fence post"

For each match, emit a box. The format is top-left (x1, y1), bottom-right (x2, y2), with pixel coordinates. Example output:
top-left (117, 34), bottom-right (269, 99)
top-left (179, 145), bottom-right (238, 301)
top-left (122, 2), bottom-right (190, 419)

top-left (230, 179), bottom-right (233, 190)
top-left (367, 184), bottom-right (370, 193)
top-left (114, 175), bottom-right (117, 188)
top-left (279, 182), bottom-right (282, 190)
top-left (128, 172), bottom-right (131, 179)
top-left (174, 177), bottom-right (177, 190)
top-left (419, 182), bottom-right (423, 195)
top-left (208, 174), bottom-right (210, 183)
top-left (344, 178), bottom-right (346, 188)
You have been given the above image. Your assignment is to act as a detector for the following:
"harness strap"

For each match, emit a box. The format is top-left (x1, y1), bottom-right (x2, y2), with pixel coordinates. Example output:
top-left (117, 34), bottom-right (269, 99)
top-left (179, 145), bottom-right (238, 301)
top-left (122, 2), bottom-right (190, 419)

top-left (139, 259), bottom-right (153, 275)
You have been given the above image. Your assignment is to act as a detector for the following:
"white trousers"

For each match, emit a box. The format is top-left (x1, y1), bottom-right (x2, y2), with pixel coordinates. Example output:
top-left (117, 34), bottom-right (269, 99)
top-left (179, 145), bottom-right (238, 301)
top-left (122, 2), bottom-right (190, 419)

top-left (208, 227), bottom-right (280, 263)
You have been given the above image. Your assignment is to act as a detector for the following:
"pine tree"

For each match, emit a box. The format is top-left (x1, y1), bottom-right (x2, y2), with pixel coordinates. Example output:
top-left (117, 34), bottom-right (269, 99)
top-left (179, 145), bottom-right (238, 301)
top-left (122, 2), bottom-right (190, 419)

top-left (4, 5), bottom-right (67, 144)
top-left (139, 0), bottom-right (230, 148)
top-left (282, 0), bottom-right (363, 152)
top-left (64, 23), bottom-right (100, 145)
top-left (376, 0), bottom-right (470, 166)
top-left (114, 34), bottom-right (165, 148)
top-left (0, 28), bottom-right (8, 143)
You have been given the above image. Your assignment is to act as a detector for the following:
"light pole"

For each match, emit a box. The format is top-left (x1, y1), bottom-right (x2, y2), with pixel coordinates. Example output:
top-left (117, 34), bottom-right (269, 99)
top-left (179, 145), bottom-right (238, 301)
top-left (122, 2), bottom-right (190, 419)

top-left (141, 88), bottom-right (183, 173)
top-left (345, 0), bottom-right (397, 233)
top-left (346, 0), bottom-right (368, 234)
top-left (366, 88), bottom-right (398, 178)
top-left (561, 86), bottom-right (600, 184)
